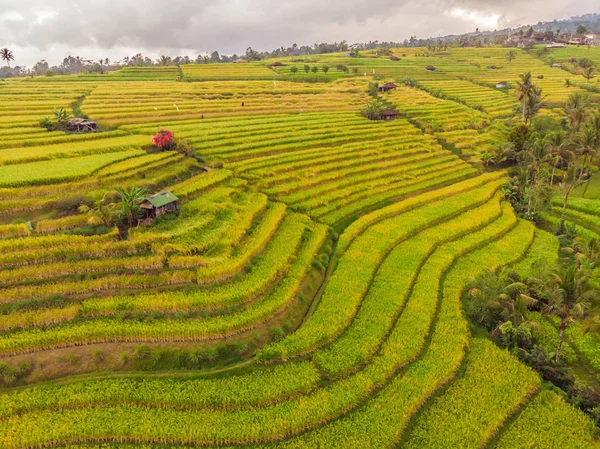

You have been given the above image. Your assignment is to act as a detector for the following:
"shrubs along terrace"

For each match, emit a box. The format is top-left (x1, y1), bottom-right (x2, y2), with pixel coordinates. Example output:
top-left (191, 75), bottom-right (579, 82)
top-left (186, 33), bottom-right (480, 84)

top-left (0, 54), bottom-right (598, 447)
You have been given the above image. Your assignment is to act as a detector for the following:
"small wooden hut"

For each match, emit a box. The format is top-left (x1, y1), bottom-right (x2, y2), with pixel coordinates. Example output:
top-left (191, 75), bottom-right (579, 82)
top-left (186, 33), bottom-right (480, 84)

top-left (378, 82), bottom-right (398, 92)
top-left (380, 109), bottom-right (399, 120)
top-left (270, 61), bottom-right (285, 67)
top-left (140, 191), bottom-right (179, 219)
top-left (390, 55), bottom-right (400, 61)
top-left (495, 81), bottom-right (508, 89)
top-left (66, 118), bottom-right (98, 132)
top-left (425, 65), bottom-right (436, 71)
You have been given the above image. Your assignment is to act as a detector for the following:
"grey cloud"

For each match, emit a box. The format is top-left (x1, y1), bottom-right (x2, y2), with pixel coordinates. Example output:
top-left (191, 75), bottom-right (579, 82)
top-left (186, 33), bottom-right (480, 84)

top-left (0, 0), bottom-right (594, 65)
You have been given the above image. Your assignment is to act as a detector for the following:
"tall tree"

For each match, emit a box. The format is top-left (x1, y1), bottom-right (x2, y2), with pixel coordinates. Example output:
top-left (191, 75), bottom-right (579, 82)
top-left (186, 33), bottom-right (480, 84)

top-left (564, 92), bottom-right (591, 132)
top-left (558, 164), bottom-right (587, 231)
top-left (505, 50), bottom-right (517, 63)
top-left (546, 130), bottom-right (571, 185)
top-left (583, 66), bottom-right (595, 86)
top-left (0, 48), bottom-right (14, 67)
top-left (538, 265), bottom-right (598, 362)
top-left (516, 72), bottom-right (533, 123)
top-left (574, 125), bottom-right (598, 181)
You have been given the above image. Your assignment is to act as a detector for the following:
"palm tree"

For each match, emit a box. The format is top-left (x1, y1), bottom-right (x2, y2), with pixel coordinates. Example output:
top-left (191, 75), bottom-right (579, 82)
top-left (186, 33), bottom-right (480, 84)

top-left (569, 236), bottom-right (600, 270)
top-left (360, 99), bottom-right (385, 120)
top-left (565, 92), bottom-right (591, 132)
top-left (158, 55), bottom-right (172, 66)
top-left (506, 50), bottom-right (517, 63)
top-left (574, 125), bottom-right (598, 181)
top-left (523, 85), bottom-right (546, 123)
top-left (522, 133), bottom-right (553, 214)
top-left (79, 192), bottom-right (117, 227)
top-left (467, 268), bottom-right (535, 330)
top-left (583, 66), bottom-right (595, 86)
top-left (546, 130), bottom-right (571, 185)
top-left (116, 186), bottom-right (148, 228)
top-left (516, 72), bottom-right (533, 123)
top-left (558, 164), bottom-right (587, 232)
top-left (0, 48), bottom-right (14, 67)
top-left (538, 265), bottom-right (598, 361)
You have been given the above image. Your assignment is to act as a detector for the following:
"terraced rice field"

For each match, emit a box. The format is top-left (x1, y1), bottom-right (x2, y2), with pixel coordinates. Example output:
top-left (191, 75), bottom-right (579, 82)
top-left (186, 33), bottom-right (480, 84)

top-left (0, 49), bottom-right (598, 448)
top-left (182, 63), bottom-right (279, 80)
top-left (81, 79), bottom-right (370, 125)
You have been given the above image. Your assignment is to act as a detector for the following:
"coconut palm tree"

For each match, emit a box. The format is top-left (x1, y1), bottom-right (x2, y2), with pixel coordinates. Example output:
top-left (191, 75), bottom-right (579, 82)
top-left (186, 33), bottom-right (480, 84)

top-left (574, 125), bottom-right (598, 181)
top-left (565, 92), bottom-right (591, 132)
top-left (558, 164), bottom-right (587, 232)
top-left (0, 48), bottom-right (14, 67)
top-left (546, 130), bottom-right (572, 185)
top-left (522, 133), bottom-right (554, 214)
top-left (538, 265), bottom-right (598, 361)
top-left (523, 84), bottom-right (547, 124)
top-left (583, 67), bottom-right (595, 86)
top-left (516, 72), bottom-right (533, 123)
top-left (505, 50), bottom-right (517, 63)
top-left (466, 269), bottom-right (538, 346)
top-left (568, 236), bottom-right (600, 270)
top-left (158, 55), bottom-right (172, 66)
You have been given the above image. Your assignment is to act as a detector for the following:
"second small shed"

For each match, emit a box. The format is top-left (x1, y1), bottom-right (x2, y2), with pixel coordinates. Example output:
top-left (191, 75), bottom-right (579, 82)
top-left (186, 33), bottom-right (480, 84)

top-left (380, 109), bottom-right (399, 120)
top-left (378, 82), bottom-right (398, 92)
top-left (140, 191), bottom-right (179, 219)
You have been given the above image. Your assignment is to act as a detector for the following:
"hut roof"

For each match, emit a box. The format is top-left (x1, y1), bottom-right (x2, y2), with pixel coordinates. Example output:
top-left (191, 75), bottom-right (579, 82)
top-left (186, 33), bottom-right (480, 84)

top-left (425, 65), bottom-right (436, 71)
top-left (380, 82), bottom-right (398, 88)
top-left (390, 55), bottom-right (400, 61)
top-left (142, 190), bottom-right (179, 208)
top-left (381, 109), bottom-right (399, 115)
top-left (270, 61), bottom-right (285, 67)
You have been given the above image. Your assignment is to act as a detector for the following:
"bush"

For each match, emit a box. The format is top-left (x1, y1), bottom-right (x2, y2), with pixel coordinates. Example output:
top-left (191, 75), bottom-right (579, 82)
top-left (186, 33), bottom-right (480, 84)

top-left (52, 195), bottom-right (91, 215)
top-left (508, 123), bottom-right (531, 153)
top-left (152, 129), bottom-right (175, 151)
top-left (134, 345), bottom-right (151, 360)
top-left (269, 327), bottom-right (284, 342)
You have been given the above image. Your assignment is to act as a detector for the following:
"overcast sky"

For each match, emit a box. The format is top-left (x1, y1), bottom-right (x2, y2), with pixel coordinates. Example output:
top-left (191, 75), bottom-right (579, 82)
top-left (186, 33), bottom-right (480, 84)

top-left (0, 0), bottom-right (597, 67)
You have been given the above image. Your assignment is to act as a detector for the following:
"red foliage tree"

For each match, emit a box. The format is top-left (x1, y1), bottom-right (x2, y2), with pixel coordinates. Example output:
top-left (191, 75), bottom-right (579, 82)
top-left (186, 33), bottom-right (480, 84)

top-left (152, 129), bottom-right (174, 151)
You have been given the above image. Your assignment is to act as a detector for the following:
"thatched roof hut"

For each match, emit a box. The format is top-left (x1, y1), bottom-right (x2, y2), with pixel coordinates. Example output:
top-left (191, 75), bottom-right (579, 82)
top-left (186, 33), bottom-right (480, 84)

top-left (378, 82), bottom-right (398, 92)
top-left (380, 109), bottom-right (399, 120)
top-left (66, 118), bottom-right (98, 132)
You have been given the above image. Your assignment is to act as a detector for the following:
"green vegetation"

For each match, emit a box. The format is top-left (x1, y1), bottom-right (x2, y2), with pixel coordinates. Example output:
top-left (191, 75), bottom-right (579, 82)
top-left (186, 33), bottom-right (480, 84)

top-left (0, 44), bottom-right (598, 447)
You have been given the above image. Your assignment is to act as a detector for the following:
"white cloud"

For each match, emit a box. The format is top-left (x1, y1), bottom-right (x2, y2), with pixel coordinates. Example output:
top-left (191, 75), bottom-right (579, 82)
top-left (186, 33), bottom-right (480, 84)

top-left (448, 8), bottom-right (500, 29)
top-left (0, 10), bottom-right (25, 22)
top-left (0, 0), bottom-right (595, 66)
